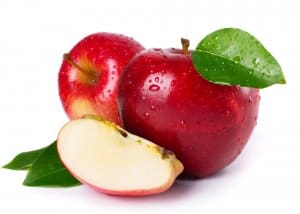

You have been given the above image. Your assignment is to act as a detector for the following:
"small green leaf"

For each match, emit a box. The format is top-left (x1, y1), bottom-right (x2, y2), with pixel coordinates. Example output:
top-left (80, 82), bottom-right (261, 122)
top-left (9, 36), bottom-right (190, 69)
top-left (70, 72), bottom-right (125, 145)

top-left (23, 142), bottom-right (81, 187)
top-left (192, 28), bottom-right (286, 88)
top-left (3, 147), bottom-right (47, 170)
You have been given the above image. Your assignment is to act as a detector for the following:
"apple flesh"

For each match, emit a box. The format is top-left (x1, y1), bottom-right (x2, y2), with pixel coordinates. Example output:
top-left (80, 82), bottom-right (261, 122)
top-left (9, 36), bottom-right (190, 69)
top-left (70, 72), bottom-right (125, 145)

top-left (118, 46), bottom-right (260, 178)
top-left (57, 115), bottom-right (183, 196)
top-left (58, 33), bottom-right (144, 126)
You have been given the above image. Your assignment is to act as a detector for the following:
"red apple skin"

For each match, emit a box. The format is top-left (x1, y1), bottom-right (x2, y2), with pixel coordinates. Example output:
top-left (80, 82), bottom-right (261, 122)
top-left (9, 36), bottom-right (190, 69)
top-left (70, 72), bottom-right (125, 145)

top-left (58, 33), bottom-right (144, 126)
top-left (118, 48), bottom-right (260, 178)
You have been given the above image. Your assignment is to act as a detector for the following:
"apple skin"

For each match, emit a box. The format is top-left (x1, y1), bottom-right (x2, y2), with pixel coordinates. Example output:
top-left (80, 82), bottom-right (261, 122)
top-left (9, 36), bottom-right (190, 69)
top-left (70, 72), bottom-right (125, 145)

top-left (118, 48), bottom-right (260, 178)
top-left (58, 33), bottom-right (144, 126)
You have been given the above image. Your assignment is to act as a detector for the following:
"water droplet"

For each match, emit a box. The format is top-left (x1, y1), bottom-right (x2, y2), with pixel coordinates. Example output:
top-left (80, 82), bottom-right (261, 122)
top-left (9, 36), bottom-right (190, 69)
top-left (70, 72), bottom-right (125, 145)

top-left (180, 120), bottom-right (187, 128)
top-left (225, 110), bottom-right (230, 116)
top-left (214, 36), bottom-right (219, 41)
top-left (233, 56), bottom-right (241, 63)
top-left (187, 146), bottom-right (193, 150)
top-left (154, 77), bottom-right (159, 83)
top-left (150, 105), bottom-right (156, 111)
top-left (171, 80), bottom-right (176, 86)
top-left (149, 84), bottom-right (160, 92)
top-left (128, 81), bottom-right (132, 85)
top-left (248, 96), bottom-right (254, 103)
top-left (144, 112), bottom-right (150, 120)
top-left (141, 96), bottom-right (146, 100)
top-left (253, 58), bottom-right (260, 65)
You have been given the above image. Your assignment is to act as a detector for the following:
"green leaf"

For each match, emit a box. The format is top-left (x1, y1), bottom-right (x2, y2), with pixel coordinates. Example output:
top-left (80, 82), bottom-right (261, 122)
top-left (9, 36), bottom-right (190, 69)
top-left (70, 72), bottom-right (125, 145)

top-left (3, 146), bottom-right (47, 170)
top-left (192, 28), bottom-right (286, 88)
top-left (23, 142), bottom-right (81, 187)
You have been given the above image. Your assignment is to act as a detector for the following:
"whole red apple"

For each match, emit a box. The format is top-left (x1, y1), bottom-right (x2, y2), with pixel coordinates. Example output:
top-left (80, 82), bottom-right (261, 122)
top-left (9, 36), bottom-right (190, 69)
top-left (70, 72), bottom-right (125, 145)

top-left (118, 40), bottom-right (260, 177)
top-left (58, 33), bottom-right (144, 126)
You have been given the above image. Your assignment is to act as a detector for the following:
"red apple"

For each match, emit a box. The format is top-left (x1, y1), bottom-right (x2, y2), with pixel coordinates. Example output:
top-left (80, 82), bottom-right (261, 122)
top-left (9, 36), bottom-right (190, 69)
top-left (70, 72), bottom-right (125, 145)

top-left (58, 33), bottom-right (144, 126)
top-left (118, 40), bottom-right (260, 178)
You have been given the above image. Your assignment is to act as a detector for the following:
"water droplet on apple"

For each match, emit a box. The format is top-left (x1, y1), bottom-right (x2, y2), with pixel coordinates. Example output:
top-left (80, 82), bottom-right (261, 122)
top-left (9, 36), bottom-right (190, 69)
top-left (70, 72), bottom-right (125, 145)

top-left (128, 81), bottom-right (133, 85)
top-left (150, 105), bottom-right (156, 111)
top-left (225, 110), bottom-right (230, 116)
top-left (180, 120), bottom-right (187, 128)
top-left (248, 96), bottom-right (254, 103)
top-left (187, 146), bottom-right (193, 151)
top-left (154, 77), bottom-right (159, 83)
top-left (144, 112), bottom-right (150, 120)
top-left (171, 80), bottom-right (175, 86)
top-left (149, 84), bottom-right (160, 92)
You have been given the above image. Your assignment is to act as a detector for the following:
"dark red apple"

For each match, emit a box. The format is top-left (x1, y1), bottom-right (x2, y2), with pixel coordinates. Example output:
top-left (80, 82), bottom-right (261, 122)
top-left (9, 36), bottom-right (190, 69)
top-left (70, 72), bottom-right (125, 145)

top-left (118, 40), bottom-right (260, 177)
top-left (58, 33), bottom-right (144, 126)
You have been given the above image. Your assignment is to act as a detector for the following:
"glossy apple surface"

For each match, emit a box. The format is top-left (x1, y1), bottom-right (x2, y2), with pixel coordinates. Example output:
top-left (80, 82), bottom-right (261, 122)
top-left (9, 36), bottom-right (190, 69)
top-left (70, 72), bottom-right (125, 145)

top-left (118, 48), bottom-right (260, 177)
top-left (58, 33), bottom-right (144, 126)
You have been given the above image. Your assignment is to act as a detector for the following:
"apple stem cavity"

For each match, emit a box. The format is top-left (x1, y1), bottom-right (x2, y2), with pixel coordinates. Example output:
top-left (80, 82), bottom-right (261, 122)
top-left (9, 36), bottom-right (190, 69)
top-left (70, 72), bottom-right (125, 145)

top-left (181, 38), bottom-right (190, 55)
top-left (63, 53), bottom-right (99, 85)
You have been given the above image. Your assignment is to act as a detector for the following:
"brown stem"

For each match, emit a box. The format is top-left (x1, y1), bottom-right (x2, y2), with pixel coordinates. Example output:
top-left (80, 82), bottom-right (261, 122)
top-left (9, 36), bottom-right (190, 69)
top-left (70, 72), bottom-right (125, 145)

top-left (63, 53), bottom-right (99, 84)
top-left (181, 38), bottom-right (190, 55)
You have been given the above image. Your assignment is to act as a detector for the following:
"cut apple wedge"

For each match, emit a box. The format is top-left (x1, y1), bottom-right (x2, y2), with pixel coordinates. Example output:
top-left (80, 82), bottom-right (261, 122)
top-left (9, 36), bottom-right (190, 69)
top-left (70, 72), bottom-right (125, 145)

top-left (57, 115), bottom-right (183, 196)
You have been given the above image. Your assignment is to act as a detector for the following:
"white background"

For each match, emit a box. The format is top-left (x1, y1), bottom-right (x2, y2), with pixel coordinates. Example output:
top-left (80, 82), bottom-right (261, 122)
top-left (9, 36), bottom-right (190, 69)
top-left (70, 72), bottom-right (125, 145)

top-left (0, 0), bottom-right (299, 213)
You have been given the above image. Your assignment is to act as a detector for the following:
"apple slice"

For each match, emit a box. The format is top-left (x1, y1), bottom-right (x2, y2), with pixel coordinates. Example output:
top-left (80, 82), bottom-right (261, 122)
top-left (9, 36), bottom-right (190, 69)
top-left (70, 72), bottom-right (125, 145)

top-left (57, 115), bottom-right (183, 196)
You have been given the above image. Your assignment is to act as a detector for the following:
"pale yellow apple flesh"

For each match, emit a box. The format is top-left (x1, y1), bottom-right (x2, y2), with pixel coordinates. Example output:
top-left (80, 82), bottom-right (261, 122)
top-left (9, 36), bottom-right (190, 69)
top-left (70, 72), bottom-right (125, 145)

top-left (57, 115), bottom-right (183, 196)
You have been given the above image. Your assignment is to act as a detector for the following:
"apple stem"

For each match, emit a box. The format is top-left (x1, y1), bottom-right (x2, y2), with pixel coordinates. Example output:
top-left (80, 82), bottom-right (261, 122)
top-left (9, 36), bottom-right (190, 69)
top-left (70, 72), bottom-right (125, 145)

top-left (181, 38), bottom-right (190, 55)
top-left (63, 53), bottom-right (99, 84)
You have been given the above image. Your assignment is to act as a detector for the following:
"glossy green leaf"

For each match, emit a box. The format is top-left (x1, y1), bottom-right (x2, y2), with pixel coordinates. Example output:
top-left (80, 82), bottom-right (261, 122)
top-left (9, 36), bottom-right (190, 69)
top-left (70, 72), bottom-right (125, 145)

top-left (23, 142), bottom-right (81, 187)
top-left (192, 28), bottom-right (286, 88)
top-left (3, 147), bottom-right (47, 170)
